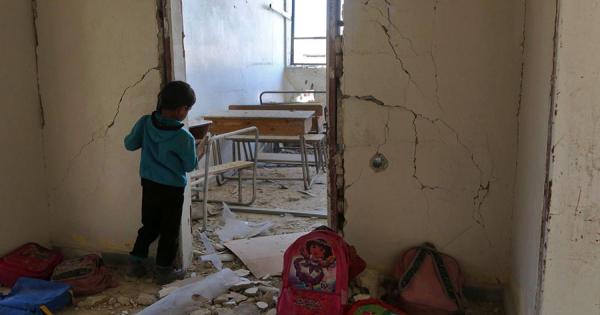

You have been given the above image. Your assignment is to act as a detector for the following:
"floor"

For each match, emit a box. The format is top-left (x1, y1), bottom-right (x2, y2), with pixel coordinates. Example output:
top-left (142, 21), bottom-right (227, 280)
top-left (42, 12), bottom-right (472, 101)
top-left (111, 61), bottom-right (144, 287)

top-left (57, 167), bottom-right (327, 315)
top-left (11, 166), bottom-right (505, 314)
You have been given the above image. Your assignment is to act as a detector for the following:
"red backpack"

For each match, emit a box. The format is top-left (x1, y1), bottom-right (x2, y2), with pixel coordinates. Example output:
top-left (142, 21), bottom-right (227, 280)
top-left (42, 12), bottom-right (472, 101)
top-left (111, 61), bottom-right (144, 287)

top-left (0, 243), bottom-right (63, 287)
top-left (390, 243), bottom-right (465, 315)
top-left (277, 226), bottom-right (366, 315)
top-left (51, 254), bottom-right (117, 296)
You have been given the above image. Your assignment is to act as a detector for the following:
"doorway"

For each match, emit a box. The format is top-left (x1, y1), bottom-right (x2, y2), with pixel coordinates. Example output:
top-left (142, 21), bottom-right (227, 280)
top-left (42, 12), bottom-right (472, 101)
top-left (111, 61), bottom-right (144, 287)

top-left (180, 0), bottom-right (341, 236)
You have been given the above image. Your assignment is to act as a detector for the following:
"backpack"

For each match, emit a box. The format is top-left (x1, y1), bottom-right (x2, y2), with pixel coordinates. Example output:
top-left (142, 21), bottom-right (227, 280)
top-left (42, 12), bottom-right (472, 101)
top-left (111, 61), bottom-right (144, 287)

top-left (0, 243), bottom-right (63, 287)
top-left (277, 226), bottom-right (365, 315)
top-left (51, 254), bottom-right (116, 296)
top-left (346, 298), bottom-right (407, 315)
top-left (389, 243), bottom-right (465, 315)
top-left (0, 277), bottom-right (72, 315)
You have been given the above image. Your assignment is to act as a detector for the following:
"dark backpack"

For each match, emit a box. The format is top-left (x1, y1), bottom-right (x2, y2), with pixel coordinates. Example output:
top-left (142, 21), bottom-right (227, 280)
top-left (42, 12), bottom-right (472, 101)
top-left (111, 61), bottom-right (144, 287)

top-left (51, 254), bottom-right (116, 296)
top-left (387, 243), bottom-right (465, 315)
top-left (0, 243), bottom-right (63, 287)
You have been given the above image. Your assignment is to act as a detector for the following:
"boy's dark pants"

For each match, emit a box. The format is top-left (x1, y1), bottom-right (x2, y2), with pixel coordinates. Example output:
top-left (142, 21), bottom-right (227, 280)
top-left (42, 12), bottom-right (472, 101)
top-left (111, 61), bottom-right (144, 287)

top-left (130, 178), bottom-right (184, 267)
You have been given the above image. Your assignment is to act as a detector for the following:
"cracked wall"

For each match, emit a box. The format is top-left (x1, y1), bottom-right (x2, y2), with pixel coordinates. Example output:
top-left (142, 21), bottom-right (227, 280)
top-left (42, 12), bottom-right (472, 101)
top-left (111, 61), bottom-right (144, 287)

top-left (341, 0), bottom-right (523, 284)
top-left (539, 1), bottom-right (600, 313)
top-left (35, 0), bottom-right (164, 254)
top-left (509, 0), bottom-right (556, 313)
top-left (0, 0), bottom-right (50, 254)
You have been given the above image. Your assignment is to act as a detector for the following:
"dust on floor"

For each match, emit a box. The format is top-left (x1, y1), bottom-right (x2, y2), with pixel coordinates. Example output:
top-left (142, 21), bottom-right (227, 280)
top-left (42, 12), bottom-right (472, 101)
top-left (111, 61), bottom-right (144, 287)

top-left (58, 167), bottom-right (327, 314)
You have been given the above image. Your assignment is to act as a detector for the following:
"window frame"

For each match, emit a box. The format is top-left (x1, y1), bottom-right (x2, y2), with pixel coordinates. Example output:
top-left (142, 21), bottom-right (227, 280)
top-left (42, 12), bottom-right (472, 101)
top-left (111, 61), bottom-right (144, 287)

top-left (291, 0), bottom-right (327, 66)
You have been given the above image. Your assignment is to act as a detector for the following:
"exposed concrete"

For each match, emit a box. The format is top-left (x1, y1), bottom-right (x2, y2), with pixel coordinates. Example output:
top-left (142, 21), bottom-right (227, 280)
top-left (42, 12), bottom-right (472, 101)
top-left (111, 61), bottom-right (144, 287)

top-left (0, 0), bottom-right (49, 254)
top-left (183, 0), bottom-right (287, 118)
top-left (509, 0), bottom-right (557, 313)
top-left (341, 0), bottom-right (523, 284)
top-left (538, 0), bottom-right (600, 313)
top-left (35, 0), bottom-right (165, 254)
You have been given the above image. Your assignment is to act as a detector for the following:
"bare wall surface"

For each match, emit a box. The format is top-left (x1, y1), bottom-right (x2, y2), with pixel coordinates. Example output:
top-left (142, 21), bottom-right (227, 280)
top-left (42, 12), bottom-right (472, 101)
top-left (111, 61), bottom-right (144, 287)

top-left (0, 0), bottom-right (49, 254)
top-left (539, 1), bottom-right (600, 313)
top-left (36, 0), bottom-right (164, 254)
top-left (342, 0), bottom-right (523, 284)
top-left (282, 66), bottom-right (327, 105)
top-left (183, 0), bottom-right (286, 118)
top-left (509, 0), bottom-right (556, 313)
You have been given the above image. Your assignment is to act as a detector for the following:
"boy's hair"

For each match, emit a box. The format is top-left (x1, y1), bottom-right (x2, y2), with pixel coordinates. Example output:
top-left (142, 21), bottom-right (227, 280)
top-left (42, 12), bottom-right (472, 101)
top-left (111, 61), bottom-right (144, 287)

top-left (157, 81), bottom-right (196, 111)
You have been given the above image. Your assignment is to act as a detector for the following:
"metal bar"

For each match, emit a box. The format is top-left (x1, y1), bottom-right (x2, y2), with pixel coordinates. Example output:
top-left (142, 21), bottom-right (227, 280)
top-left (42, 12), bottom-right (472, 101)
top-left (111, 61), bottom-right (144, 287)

top-left (299, 135), bottom-right (309, 189)
top-left (201, 134), bottom-right (211, 232)
top-left (293, 36), bottom-right (328, 40)
top-left (259, 90), bottom-right (327, 104)
top-left (228, 205), bottom-right (327, 218)
top-left (268, 3), bottom-right (291, 20)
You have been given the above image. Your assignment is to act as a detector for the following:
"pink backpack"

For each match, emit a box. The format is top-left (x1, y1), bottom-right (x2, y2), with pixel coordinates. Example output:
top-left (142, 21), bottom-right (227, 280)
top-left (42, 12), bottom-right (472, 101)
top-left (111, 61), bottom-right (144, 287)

top-left (0, 243), bottom-right (63, 287)
top-left (391, 243), bottom-right (465, 315)
top-left (277, 227), bottom-right (365, 315)
top-left (51, 254), bottom-right (117, 296)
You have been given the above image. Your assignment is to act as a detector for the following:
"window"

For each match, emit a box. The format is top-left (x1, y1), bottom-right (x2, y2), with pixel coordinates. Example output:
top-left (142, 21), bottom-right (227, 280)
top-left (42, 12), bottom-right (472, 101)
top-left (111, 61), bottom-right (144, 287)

top-left (291, 0), bottom-right (327, 65)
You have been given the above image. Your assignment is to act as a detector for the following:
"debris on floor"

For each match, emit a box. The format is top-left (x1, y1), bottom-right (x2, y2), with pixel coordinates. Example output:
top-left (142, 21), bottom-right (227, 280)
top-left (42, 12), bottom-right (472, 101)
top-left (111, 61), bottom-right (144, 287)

top-left (223, 232), bottom-right (307, 278)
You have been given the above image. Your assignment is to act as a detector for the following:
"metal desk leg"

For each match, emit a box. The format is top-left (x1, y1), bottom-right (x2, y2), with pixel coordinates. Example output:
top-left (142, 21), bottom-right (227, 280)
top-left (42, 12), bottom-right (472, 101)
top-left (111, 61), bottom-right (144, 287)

top-left (299, 135), bottom-right (310, 190)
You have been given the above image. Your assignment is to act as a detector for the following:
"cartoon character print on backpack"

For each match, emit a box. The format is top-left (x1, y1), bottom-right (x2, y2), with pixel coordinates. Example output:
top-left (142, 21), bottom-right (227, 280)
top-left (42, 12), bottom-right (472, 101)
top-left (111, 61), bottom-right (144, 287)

top-left (289, 238), bottom-right (337, 292)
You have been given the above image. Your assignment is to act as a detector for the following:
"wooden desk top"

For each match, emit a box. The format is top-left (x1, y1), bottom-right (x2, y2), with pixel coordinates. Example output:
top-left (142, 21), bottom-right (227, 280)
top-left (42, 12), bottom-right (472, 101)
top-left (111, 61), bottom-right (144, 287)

top-left (203, 110), bottom-right (314, 120)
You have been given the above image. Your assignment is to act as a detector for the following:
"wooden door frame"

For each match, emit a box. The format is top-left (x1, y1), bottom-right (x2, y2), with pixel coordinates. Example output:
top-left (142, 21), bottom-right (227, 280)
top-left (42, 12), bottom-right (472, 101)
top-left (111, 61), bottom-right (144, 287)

top-left (327, 0), bottom-right (344, 232)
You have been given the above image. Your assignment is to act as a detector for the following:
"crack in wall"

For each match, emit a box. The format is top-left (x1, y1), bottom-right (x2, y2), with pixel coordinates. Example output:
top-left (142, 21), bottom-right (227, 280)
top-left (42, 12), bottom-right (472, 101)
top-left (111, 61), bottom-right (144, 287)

top-left (105, 66), bottom-right (160, 133)
top-left (31, 0), bottom-right (45, 129)
top-left (430, 0), bottom-right (443, 111)
top-left (55, 66), bottom-right (159, 190)
top-left (345, 94), bottom-right (484, 194)
top-left (473, 181), bottom-right (491, 227)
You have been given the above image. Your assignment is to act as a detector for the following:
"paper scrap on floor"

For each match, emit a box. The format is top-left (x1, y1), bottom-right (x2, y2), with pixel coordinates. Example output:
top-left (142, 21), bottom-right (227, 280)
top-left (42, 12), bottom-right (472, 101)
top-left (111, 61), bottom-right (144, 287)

top-left (216, 203), bottom-right (273, 242)
top-left (224, 232), bottom-right (306, 278)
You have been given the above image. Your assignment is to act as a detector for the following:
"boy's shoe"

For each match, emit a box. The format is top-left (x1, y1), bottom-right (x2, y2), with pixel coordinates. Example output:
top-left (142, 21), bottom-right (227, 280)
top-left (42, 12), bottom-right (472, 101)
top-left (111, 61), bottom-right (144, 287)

top-left (155, 265), bottom-right (186, 285)
top-left (126, 256), bottom-right (147, 278)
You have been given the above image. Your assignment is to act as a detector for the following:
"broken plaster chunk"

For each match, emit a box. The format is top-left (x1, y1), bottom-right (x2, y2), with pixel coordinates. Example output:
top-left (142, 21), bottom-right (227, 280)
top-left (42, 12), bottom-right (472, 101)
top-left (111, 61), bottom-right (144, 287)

top-left (224, 300), bottom-right (237, 306)
top-left (234, 269), bottom-right (251, 277)
top-left (244, 287), bottom-right (259, 297)
top-left (214, 294), bottom-right (230, 305)
top-left (135, 293), bottom-right (158, 306)
top-left (265, 309), bottom-right (276, 315)
top-left (232, 302), bottom-right (260, 315)
top-left (213, 243), bottom-right (226, 251)
top-left (116, 296), bottom-right (130, 306)
top-left (219, 253), bottom-right (235, 262)
top-left (258, 285), bottom-right (279, 294)
top-left (189, 309), bottom-right (212, 315)
top-left (256, 301), bottom-right (269, 310)
top-left (78, 295), bottom-right (109, 307)
top-left (228, 291), bottom-right (248, 303)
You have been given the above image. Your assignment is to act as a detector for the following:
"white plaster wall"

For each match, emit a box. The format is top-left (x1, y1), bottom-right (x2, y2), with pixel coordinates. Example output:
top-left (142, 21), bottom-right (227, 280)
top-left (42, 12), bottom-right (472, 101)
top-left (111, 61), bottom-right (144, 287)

top-left (183, 0), bottom-right (287, 118)
top-left (36, 0), bottom-right (164, 254)
top-left (342, 0), bottom-right (523, 284)
top-left (539, 1), bottom-right (600, 313)
top-left (509, 0), bottom-right (556, 313)
top-left (0, 0), bottom-right (49, 254)
top-left (282, 67), bottom-right (327, 105)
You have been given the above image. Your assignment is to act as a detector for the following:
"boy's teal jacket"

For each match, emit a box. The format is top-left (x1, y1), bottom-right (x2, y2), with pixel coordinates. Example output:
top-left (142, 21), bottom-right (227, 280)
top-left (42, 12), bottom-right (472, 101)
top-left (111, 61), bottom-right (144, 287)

top-left (124, 112), bottom-right (197, 187)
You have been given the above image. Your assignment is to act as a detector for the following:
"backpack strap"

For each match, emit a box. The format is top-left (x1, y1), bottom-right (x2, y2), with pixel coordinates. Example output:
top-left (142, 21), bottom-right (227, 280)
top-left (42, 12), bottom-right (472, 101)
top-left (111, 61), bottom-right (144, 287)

top-left (427, 246), bottom-right (465, 314)
top-left (397, 245), bottom-right (429, 290)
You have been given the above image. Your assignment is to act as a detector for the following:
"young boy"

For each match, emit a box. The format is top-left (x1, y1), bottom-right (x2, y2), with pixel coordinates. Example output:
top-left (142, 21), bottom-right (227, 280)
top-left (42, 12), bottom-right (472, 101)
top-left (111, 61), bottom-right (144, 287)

top-left (124, 81), bottom-right (198, 285)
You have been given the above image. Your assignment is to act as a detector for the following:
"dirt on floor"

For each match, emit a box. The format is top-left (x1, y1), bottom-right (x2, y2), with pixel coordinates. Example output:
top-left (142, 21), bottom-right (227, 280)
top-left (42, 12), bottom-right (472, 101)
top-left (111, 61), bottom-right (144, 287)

top-left (56, 167), bottom-right (327, 315)
top-left (20, 166), bottom-right (503, 314)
